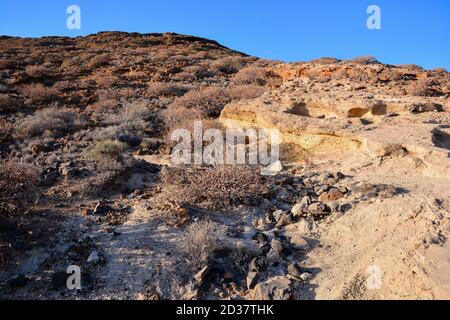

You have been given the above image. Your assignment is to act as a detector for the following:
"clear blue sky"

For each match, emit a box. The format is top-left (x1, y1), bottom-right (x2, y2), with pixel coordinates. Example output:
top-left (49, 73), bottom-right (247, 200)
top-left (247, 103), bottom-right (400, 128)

top-left (1, 0), bottom-right (449, 69)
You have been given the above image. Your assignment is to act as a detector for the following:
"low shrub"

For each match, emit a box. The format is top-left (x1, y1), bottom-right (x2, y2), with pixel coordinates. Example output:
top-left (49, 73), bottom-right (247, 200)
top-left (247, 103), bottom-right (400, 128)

top-left (160, 165), bottom-right (264, 210)
top-left (169, 87), bottom-right (231, 118)
top-left (147, 82), bottom-right (188, 98)
top-left (88, 54), bottom-right (110, 68)
top-left (19, 83), bottom-right (58, 105)
top-left (85, 140), bottom-right (128, 160)
top-left (0, 158), bottom-right (39, 216)
top-left (231, 66), bottom-right (268, 86)
top-left (25, 65), bottom-right (50, 78)
top-left (229, 84), bottom-right (266, 100)
top-left (17, 107), bottom-right (86, 138)
top-left (210, 56), bottom-right (246, 74)
top-left (348, 55), bottom-right (378, 65)
top-left (406, 79), bottom-right (439, 96)
top-left (0, 94), bottom-right (20, 114)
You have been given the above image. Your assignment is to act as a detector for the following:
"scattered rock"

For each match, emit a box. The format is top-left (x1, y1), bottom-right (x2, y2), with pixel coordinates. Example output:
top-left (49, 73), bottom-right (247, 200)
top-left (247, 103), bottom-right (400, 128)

top-left (299, 272), bottom-right (313, 281)
top-left (287, 263), bottom-right (304, 278)
top-left (252, 232), bottom-right (269, 244)
top-left (289, 234), bottom-right (311, 251)
top-left (261, 160), bottom-right (283, 176)
top-left (87, 250), bottom-right (100, 264)
top-left (307, 202), bottom-right (328, 215)
top-left (275, 213), bottom-right (293, 227)
top-left (334, 171), bottom-right (346, 180)
top-left (291, 195), bottom-right (311, 217)
top-left (252, 277), bottom-right (292, 300)
top-left (247, 271), bottom-right (260, 290)
top-left (297, 219), bottom-right (312, 235)
top-left (318, 188), bottom-right (345, 202)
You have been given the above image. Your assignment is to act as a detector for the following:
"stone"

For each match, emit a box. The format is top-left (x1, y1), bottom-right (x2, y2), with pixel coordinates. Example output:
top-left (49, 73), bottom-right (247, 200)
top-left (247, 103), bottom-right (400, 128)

top-left (291, 196), bottom-right (310, 217)
top-left (287, 263), bottom-right (304, 278)
top-left (261, 160), bottom-right (283, 176)
top-left (252, 282), bottom-right (272, 300)
top-left (194, 266), bottom-right (209, 283)
top-left (271, 277), bottom-right (292, 300)
top-left (328, 201), bottom-right (340, 212)
top-left (307, 202), bottom-right (328, 215)
top-left (242, 226), bottom-right (257, 240)
top-left (334, 171), bottom-right (346, 180)
top-left (270, 239), bottom-right (284, 256)
top-left (297, 219), bottom-right (312, 235)
top-left (248, 257), bottom-right (267, 272)
top-left (87, 250), bottom-right (100, 263)
top-left (252, 232), bottom-right (268, 244)
top-left (247, 271), bottom-right (259, 290)
top-left (318, 188), bottom-right (344, 202)
top-left (275, 214), bottom-right (293, 228)
top-left (252, 277), bottom-right (292, 300)
top-left (289, 234), bottom-right (310, 251)
top-left (272, 210), bottom-right (286, 222)
top-left (299, 272), bottom-right (313, 281)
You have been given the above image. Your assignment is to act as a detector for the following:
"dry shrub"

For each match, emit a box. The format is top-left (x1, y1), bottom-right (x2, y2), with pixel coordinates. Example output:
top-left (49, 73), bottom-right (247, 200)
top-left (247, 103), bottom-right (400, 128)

top-left (170, 87), bottom-right (231, 118)
top-left (60, 56), bottom-right (83, 69)
top-left (96, 74), bottom-right (121, 88)
top-left (80, 156), bottom-right (133, 197)
top-left (85, 140), bottom-right (128, 160)
top-left (189, 51), bottom-right (211, 60)
top-left (19, 83), bottom-right (58, 104)
top-left (17, 107), bottom-right (86, 138)
top-left (25, 65), bottom-right (50, 78)
top-left (406, 79), bottom-right (438, 96)
top-left (172, 65), bottom-right (212, 81)
top-left (0, 158), bottom-right (39, 216)
top-left (229, 84), bottom-right (266, 100)
top-left (160, 165), bottom-right (264, 210)
top-left (0, 58), bottom-right (15, 70)
top-left (0, 119), bottom-right (14, 142)
top-left (178, 220), bottom-right (227, 270)
top-left (162, 112), bottom-right (223, 151)
top-left (380, 68), bottom-right (404, 81)
top-left (310, 57), bottom-right (341, 65)
top-left (160, 105), bottom-right (203, 133)
top-left (399, 64), bottom-right (424, 71)
top-left (52, 80), bottom-right (73, 92)
top-left (88, 54), bottom-right (110, 68)
top-left (0, 94), bottom-right (20, 114)
top-left (210, 56), bottom-right (246, 74)
top-left (87, 89), bottom-right (120, 110)
top-left (348, 55), bottom-right (378, 65)
top-left (231, 66), bottom-right (268, 86)
top-left (89, 101), bottom-right (155, 144)
top-left (432, 67), bottom-right (448, 74)
top-left (147, 82), bottom-right (188, 98)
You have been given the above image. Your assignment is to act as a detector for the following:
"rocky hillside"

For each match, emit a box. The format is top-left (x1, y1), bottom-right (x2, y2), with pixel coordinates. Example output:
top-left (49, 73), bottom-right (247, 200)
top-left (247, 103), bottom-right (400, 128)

top-left (0, 32), bottom-right (449, 300)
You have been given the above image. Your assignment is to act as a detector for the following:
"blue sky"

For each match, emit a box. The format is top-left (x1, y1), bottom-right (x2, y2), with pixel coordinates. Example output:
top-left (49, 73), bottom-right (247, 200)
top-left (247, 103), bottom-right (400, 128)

top-left (0, 0), bottom-right (449, 69)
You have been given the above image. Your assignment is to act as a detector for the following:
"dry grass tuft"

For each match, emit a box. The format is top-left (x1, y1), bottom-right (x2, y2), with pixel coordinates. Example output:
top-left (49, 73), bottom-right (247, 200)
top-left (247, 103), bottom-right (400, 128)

top-left (178, 219), bottom-right (227, 270)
